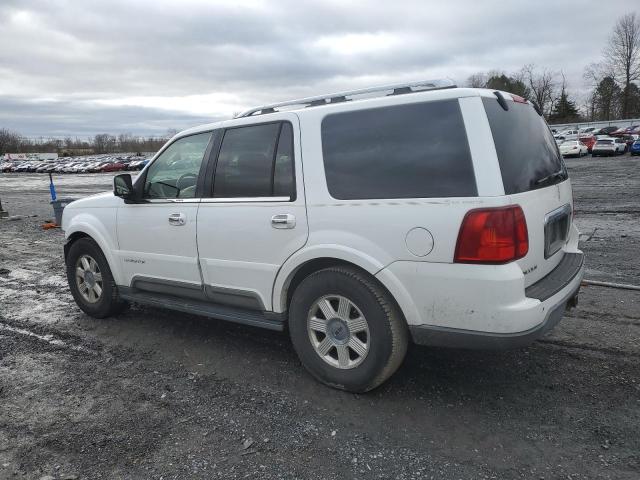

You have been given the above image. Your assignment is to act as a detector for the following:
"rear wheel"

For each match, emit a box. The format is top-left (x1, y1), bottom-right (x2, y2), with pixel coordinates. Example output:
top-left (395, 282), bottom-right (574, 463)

top-left (288, 266), bottom-right (408, 392)
top-left (66, 237), bottom-right (126, 318)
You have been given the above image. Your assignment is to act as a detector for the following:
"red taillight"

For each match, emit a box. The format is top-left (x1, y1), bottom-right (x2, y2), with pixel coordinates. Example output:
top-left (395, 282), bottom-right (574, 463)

top-left (454, 206), bottom-right (529, 264)
top-left (510, 94), bottom-right (528, 104)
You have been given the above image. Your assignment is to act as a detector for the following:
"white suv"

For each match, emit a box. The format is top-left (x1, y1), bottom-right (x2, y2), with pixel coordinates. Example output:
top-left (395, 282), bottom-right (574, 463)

top-left (62, 80), bottom-right (584, 392)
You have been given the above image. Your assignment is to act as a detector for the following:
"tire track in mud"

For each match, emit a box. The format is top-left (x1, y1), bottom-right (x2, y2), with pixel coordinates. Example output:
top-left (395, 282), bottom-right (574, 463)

top-left (537, 337), bottom-right (640, 359)
top-left (0, 318), bottom-right (99, 356)
top-left (0, 316), bottom-right (104, 356)
top-left (565, 311), bottom-right (640, 327)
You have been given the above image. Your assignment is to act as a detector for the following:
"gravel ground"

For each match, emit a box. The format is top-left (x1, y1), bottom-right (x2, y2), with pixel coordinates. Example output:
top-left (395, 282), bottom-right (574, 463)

top-left (0, 155), bottom-right (639, 479)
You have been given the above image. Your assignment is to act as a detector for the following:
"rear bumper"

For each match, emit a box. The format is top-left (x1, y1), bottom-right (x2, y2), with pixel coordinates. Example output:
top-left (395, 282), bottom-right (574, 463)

top-left (410, 255), bottom-right (583, 349)
top-left (379, 252), bottom-right (584, 350)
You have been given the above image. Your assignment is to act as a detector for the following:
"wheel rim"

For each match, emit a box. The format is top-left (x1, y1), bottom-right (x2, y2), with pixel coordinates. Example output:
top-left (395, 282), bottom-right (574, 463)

top-left (307, 295), bottom-right (370, 370)
top-left (75, 254), bottom-right (103, 303)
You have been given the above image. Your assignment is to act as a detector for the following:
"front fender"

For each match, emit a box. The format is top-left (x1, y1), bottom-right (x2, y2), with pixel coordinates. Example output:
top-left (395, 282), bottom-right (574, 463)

top-left (64, 213), bottom-right (122, 285)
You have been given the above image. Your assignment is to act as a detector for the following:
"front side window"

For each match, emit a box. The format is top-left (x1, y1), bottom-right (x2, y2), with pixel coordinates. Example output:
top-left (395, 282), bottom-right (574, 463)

top-left (144, 132), bottom-right (212, 199)
top-left (321, 100), bottom-right (477, 200)
top-left (213, 122), bottom-right (295, 198)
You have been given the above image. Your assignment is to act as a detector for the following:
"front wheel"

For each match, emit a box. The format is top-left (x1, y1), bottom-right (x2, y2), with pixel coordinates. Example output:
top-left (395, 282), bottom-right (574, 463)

top-left (288, 267), bottom-right (408, 393)
top-left (66, 237), bottom-right (126, 318)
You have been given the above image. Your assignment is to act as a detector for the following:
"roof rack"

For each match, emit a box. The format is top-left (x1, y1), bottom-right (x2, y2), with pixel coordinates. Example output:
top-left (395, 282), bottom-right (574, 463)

top-left (236, 78), bottom-right (457, 118)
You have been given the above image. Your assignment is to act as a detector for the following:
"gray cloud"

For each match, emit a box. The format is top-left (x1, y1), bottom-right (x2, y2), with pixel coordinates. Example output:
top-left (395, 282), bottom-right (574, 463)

top-left (0, 0), bottom-right (637, 136)
top-left (0, 96), bottom-right (215, 138)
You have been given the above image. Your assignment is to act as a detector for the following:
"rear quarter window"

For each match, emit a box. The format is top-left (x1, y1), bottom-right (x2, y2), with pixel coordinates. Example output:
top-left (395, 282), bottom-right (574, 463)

top-left (482, 97), bottom-right (565, 194)
top-left (321, 99), bottom-right (477, 200)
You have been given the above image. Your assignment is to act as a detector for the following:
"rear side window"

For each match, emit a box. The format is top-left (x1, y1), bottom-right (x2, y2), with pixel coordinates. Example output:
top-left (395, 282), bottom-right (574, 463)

top-left (213, 122), bottom-right (295, 198)
top-left (321, 100), bottom-right (477, 199)
top-left (482, 98), bottom-right (565, 194)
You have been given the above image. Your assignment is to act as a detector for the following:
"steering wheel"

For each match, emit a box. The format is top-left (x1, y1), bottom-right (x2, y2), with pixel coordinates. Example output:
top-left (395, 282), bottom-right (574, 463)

top-left (176, 173), bottom-right (198, 192)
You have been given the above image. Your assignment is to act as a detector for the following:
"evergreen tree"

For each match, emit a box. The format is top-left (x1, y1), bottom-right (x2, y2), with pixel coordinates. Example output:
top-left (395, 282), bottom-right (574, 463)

top-left (593, 76), bottom-right (622, 120)
top-left (485, 74), bottom-right (531, 99)
top-left (549, 91), bottom-right (580, 123)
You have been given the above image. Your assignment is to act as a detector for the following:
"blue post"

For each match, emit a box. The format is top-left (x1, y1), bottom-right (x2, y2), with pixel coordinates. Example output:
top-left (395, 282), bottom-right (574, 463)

top-left (49, 173), bottom-right (57, 201)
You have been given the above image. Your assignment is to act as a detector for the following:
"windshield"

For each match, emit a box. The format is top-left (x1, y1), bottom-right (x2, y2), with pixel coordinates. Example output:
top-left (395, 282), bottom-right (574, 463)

top-left (482, 97), bottom-right (566, 194)
top-left (561, 141), bottom-right (577, 146)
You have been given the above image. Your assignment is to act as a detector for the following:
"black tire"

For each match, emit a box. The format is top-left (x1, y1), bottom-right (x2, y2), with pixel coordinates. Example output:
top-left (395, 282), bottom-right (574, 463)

top-left (288, 266), bottom-right (408, 393)
top-left (66, 237), bottom-right (126, 318)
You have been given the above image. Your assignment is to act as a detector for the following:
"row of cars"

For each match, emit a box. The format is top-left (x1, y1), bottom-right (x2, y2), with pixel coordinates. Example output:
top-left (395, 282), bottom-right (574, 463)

top-left (553, 124), bottom-right (640, 158)
top-left (0, 154), bottom-right (151, 174)
top-left (558, 137), bottom-right (640, 157)
top-left (553, 124), bottom-right (640, 141)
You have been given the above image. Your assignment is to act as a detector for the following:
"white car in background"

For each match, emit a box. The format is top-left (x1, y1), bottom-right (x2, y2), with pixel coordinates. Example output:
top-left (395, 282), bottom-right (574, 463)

top-left (558, 129), bottom-right (579, 140)
top-left (591, 137), bottom-right (626, 156)
top-left (559, 140), bottom-right (588, 157)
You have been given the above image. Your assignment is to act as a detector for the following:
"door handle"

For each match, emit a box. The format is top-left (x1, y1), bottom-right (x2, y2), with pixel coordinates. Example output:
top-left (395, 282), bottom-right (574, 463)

top-left (168, 212), bottom-right (186, 226)
top-left (271, 214), bottom-right (296, 229)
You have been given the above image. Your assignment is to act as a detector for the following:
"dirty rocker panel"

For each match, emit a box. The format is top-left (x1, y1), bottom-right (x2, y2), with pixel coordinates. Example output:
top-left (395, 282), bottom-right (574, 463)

top-left (119, 277), bottom-right (284, 331)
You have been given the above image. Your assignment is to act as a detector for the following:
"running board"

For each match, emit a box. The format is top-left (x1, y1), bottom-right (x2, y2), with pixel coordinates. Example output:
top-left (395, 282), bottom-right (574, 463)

top-left (118, 287), bottom-right (285, 331)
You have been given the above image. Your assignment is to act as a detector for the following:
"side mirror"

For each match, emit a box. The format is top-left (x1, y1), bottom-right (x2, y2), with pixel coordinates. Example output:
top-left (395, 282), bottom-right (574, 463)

top-left (113, 173), bottom-right (134, 200)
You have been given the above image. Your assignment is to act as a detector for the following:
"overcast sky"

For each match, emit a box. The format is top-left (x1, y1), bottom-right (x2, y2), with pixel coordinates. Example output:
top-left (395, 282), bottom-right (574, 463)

top-left (0, 0), bottom-right (637, 138)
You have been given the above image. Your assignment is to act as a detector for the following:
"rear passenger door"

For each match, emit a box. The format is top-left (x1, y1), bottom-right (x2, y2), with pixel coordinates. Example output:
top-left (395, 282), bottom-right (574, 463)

top-left (196, 115), bottom-right (308, 311)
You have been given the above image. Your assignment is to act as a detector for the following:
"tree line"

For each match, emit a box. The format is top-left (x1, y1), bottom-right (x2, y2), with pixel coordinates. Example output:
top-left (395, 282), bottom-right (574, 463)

top-left (0, 129), bottom-right (178, 156)
top-left (468, 12), bottom-right (640, 124)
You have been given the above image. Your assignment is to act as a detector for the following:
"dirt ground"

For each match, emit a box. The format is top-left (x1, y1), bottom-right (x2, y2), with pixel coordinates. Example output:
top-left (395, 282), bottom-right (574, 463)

top-left (1, 155), bottom-right (639, 480)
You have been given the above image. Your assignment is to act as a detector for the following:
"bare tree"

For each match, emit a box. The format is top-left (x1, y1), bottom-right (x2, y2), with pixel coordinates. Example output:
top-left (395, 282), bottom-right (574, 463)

top-left (521, 64), bottom-right (558, 116)
top-left (0, 129), bottom-right (23, 155)
top-left (465, 72), bottom-right (488, 88)
top-left (604, 12), bottom-right (640, 118)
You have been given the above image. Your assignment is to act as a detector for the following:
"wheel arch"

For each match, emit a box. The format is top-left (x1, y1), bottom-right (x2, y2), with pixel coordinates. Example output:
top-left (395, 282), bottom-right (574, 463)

top-left (64, 221), bottom-right (123, 285)
top-left (273, 247), bottom-right (415, 328)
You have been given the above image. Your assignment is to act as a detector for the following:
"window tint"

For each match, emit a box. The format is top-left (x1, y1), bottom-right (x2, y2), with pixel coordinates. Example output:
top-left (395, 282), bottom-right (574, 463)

top-left (321, 100), bottom-right (477, 199)
top-left (213, 122), bottom-right (295, 198)
top-left (482, 98), bottom-right (565, 194)
top-left (144, 132), bottom-right (211, 199)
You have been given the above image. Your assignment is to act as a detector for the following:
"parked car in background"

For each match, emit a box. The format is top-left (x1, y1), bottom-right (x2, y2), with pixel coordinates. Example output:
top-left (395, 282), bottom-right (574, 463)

top-left (558, 129), bottom-right (579, 140)
top-left (559, 140), bottom-right (588, 157)
top-left (100, 162), bottom-right (125, 172)
top-left (614, 137), bottom-right (628, 153)
top-left (610, 127), bottom-right (627, 137)
top-left (595, 126), bottom-right (619, 136)
top-left (578, 135), bottom-right (597, 152)
top-left (592, 137), bottom-right (626, 156)
top-left (622, 134), bottom-right (639, 147)
top-left (630, 140), bottom-right (640, 156)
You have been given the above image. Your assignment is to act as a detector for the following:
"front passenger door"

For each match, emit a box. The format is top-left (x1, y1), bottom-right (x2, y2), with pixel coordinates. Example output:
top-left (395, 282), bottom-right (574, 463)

top-left (116, 131), bottom-right (213, 292)
top-left (196, 116), bottom-right (308, 311)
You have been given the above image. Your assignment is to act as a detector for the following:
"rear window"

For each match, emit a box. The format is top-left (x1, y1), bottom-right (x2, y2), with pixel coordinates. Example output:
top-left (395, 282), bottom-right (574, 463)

top-left (597, 140), bottom-right (613, 145)
top-left (321, 100), bottom-right (477, 199)
top-left (482, 97), bottom-right (565, 194)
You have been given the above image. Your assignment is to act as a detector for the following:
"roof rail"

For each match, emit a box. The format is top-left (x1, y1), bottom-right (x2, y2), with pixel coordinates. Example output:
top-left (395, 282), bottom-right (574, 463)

top-left (236, 78), bottom-right (457, 118)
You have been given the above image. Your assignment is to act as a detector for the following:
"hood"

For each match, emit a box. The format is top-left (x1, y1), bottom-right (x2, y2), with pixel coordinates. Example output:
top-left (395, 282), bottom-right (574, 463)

top-left (63, 191), bottom-right (120, 210)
